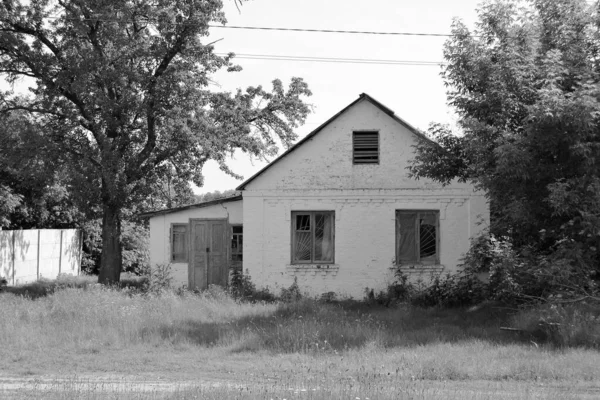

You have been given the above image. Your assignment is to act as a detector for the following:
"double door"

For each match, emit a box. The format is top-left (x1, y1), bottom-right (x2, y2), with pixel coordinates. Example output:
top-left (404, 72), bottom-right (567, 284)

top-left (189, 219), bottom-right (228, 290)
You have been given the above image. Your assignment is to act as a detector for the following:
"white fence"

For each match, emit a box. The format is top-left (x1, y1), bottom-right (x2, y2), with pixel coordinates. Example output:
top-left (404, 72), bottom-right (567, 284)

top-left (0, 229), bottom-right (82, 286)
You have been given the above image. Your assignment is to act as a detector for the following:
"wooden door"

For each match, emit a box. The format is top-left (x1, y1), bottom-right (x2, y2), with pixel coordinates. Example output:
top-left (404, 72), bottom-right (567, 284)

top-left (190, 220), bottom-right (228, 290)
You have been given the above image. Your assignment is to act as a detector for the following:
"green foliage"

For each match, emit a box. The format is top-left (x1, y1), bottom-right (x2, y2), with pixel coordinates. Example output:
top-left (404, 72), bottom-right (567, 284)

top-left (228, 269), bottom-right (276, 303)
top-left (459, 233), bottom-right (599, 304)
top-left (0, 0), bottom-right (312, 283)
top-left (0, 113), bottom-right (87, 230)
top-left (279, 277), bottom-right (303, 303)
top-left (195, 189), bottom-right (240, 203)
top-left (411, 273), bottom-right (488, 308)
top-left (228, 269), bottom-right (257, 300)
top-left (409, 0), bottom-right (600, 293)
top-left (0, 185), bottom-right (21, 228)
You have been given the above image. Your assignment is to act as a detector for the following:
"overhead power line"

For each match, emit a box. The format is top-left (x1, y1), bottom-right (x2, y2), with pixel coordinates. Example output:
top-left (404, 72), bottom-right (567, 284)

top-left (40, 16), bottom-right (453, 37)
top-left (219, 53), bottom-right (446, 66)
top-left (208, 25), bottom-right (452, 37)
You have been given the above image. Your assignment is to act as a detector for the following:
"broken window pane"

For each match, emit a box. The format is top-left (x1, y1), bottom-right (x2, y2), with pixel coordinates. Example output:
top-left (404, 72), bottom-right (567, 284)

top-left (314, 213), bottom-right (334, 262)
top-left (292, 211), bottom-right (335, 263)
top-left (420, 214), bottom-right (437, 260)
top-left (296, 214), bottom-right (311, 231)
top-left (396, 211), bottom-right (439, 265)
top-left (294, 231), bottom-right (312, 261)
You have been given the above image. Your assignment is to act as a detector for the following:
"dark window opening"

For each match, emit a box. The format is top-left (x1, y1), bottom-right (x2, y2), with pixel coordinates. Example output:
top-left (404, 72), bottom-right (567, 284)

top-left (171, 224), bottom-right (188, 262)
top-left (231, 225), bottom-right (243, 262)
top-left (396, 211), bottom-right (439, 265)
top-left (291, 211), bottom-right (335, 264)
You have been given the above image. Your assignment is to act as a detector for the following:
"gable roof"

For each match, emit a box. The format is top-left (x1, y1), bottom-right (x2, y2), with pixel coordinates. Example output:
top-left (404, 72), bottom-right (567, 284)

top-left (236, 93), bottom-right (432, 191)
top-left (138, 194), bottom-right (242, 218)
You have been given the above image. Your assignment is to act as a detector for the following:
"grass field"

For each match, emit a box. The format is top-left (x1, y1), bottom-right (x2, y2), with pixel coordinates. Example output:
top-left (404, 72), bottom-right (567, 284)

top-left (1, 278), bottom-right (599, 399)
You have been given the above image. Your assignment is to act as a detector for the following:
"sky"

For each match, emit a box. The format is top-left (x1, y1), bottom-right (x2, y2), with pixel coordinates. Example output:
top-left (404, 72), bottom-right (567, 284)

top-left (198, 0), bottom-right (483, 194)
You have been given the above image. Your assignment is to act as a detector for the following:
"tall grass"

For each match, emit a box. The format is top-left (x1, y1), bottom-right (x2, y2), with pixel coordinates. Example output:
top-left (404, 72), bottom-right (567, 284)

top-left (1, 283), bottom-right (599, 389)
top-left (0, 284), bottom-right (512, 354)
top-left (0, 285), bottom-right (276, 351)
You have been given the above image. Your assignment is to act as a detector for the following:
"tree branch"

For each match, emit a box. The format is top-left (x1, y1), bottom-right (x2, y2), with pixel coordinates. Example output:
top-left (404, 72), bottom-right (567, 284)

top-left (133, 20), bottom-right (193, 174)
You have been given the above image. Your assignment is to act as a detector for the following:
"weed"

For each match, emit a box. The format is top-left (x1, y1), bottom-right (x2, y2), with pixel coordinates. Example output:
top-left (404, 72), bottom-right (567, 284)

top-left (279, 277), bottom-right (302, 302)
top-left (143, 263), bottom-right (173, 294)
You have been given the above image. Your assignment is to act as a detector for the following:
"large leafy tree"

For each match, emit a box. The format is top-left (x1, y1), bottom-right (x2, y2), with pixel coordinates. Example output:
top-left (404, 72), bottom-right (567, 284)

top-left (410, 0), bottom-right (600, 276)
top-left (0, 112), bottom-right (85, 229)
top-left (0, 0), bottom-right (311, 283)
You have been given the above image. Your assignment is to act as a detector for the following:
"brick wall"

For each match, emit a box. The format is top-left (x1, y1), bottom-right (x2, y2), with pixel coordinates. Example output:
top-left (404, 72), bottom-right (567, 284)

top-left (243, 191), bottom-right (487, 299)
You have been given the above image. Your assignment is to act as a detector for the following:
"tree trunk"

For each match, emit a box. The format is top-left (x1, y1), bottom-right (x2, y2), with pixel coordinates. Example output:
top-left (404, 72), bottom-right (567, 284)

top-left (98, 203), bottom-right (122, 284)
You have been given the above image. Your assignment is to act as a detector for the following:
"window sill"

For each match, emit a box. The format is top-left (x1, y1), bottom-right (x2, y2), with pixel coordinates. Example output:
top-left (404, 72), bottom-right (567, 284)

top-left (392, 264), bottom-right (445, 274)
top-left (286, 264), bottom-right (339, 277)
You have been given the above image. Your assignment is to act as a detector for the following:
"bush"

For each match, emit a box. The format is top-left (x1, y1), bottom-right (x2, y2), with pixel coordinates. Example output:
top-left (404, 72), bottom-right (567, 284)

top-left (279, 277), bottom-right (302, 303)
top-left (229, 269), bottom-right (256, 300)
top-left (411, 273), bottom-right (487, 308)
top-left (229, 269), bottom-right (276, 302)
top-left (370, 266), bottom-right (486, 308)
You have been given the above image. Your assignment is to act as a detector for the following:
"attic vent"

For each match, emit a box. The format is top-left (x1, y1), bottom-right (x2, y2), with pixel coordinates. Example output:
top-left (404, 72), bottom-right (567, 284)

top-left (353, 131), bottom-right (379, 164)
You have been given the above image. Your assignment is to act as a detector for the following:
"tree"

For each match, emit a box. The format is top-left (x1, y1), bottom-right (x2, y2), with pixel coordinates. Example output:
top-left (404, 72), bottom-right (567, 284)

top-left (0, 0), bottom-right (312, 283)
top-left (409, 0), bottom-right (599, 279)
top-left (194, 188), bottom-right (239, 203)
top-left (0, 112), bottom-right (86, 229)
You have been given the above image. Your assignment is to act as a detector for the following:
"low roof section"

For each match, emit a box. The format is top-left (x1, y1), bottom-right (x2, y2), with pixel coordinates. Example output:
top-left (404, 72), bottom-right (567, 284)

top-left (138, 194), bottom-right (243, 219)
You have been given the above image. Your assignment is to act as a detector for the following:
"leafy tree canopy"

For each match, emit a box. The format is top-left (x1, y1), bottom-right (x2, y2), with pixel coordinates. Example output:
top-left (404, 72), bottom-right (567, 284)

top-left (0, 0), bottom-right (312, 283)
top-left (409, 0), bottom-right (600, 277)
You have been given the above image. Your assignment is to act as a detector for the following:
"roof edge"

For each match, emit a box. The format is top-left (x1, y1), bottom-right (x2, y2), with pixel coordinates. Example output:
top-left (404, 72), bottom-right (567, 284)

top-left (138, 194), bottom-right (243, 218)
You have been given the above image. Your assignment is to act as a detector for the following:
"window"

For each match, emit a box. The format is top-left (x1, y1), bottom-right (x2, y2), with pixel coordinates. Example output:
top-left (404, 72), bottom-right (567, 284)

top-left (231, 225), bottom-right (243, 262)
top-left (171, 224), bottom-right (188, 262)
top-left (353, 131), bottom-right (379, 164)
top-left (396, 211), bottom-right (439, 265)
top-left (291, 211), bottom-right (335, 264)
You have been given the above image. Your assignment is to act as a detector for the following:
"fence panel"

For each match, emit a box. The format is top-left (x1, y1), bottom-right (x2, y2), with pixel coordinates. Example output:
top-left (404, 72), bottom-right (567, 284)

top-left (61, 230), bottom-right (81, 275)
top-left (0, 229), bottom-right (81, 286)
top-left (0, 231), bottom-right (14, 284)
top-left (13, 230), bottom-right (39, 285)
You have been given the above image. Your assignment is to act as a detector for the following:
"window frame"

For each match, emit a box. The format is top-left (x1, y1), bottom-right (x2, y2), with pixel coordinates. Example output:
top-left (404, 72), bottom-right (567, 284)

top-left (231, 224), bottom-right (243, 263)
top-left (395, 210), bottom-right (440, 265)
top-left (291, 211), bottom-right (335, 264)
top-left (352, 130), bottom-right (380, 165)
top-left (170, 223), bottom-right (189, 263)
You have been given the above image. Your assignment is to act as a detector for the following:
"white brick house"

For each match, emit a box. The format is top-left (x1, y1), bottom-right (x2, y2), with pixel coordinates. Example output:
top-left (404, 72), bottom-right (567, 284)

top-left (143, 93), bottom-right (489, 298)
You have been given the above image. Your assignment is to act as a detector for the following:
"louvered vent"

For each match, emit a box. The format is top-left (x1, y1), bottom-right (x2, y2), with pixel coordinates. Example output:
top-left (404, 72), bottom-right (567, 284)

top-left (353, 131), bottom-right (379, 164)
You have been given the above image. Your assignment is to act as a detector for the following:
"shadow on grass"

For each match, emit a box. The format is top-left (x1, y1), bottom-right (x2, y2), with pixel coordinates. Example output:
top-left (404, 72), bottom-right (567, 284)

top-left (150, 299), bottom-right (521, 353)
top-left (1, 274), bottom-right (147, 299)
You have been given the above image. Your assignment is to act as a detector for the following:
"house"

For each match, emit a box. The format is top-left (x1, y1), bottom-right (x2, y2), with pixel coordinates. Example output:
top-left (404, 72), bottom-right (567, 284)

top-left (142, 93), bottom-right (489, 298)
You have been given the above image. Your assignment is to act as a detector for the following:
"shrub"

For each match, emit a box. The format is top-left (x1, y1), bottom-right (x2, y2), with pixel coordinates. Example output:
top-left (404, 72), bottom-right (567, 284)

top-left (460, 232), bottom-right (600, 304)
top-left (229, 269), bottom-right (256, 300)
top-left (279, 277), bottom-right (302, 303)
top-left (229, 269), bottom-right (276, 302)
top-left (411, 273), bottom-right (487, 308)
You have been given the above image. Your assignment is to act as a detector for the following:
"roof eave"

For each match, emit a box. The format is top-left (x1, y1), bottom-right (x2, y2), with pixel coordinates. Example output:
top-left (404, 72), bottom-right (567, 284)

top-left (138, 194), bottom-right (243, 218)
